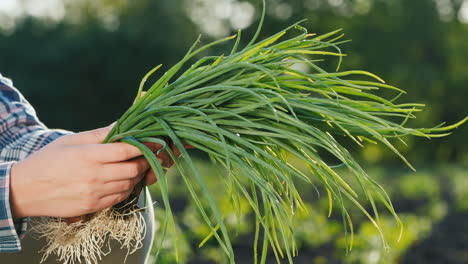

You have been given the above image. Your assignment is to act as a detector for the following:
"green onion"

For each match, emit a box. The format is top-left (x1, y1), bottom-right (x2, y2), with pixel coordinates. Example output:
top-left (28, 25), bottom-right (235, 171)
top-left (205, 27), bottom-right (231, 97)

top-left (97, 3), bottom-right (467, 263)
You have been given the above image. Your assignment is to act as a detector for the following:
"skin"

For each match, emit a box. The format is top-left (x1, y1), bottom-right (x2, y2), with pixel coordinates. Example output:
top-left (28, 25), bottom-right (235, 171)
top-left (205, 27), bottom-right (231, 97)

top-left (9, 124), bottom-right (182, 219)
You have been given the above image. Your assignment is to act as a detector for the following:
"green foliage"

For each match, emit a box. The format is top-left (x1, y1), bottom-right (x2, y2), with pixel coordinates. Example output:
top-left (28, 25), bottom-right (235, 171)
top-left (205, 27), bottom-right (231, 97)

top-left (0, 0), bottom-right (466, 163)
top-left (0, 0), bottom-right (467, 263)
top-left (149, 163), bottom-right (468, 263)
top-left (100, 7), bottom-right (465, 261)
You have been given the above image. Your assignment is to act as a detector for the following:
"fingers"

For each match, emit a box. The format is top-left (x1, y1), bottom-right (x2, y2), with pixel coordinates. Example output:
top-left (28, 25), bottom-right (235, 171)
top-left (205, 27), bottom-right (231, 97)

top-left (183, 142), bottom-right (195, 149)
top-left (95, 190), bottom-right (134, 211)
top-left (151, 140), bottom-right (194, 168)
top-left (145, 169), bottom-right (157, 185)
top-left (171, 143), bottom-right (181, 158)
top-left (91, 140), bottom-right (185, 167)
top-left (59, 124), bottom-right (115, 145)
top-left (102, 157), bottom-right (150, 182)
top-left (170, 141), bottom-right (194, 158)
top-left (156, 150), bottom-right (173, 168)
top-left (99, 174), bottom-right (145, 198)
top-left (142, 141), bottom-right (166, 153)
top-left (85, 142), bottom-right (145, 163)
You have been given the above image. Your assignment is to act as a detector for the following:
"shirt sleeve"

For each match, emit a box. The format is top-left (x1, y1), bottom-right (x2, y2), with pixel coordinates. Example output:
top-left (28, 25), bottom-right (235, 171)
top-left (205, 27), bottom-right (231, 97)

top-left (0, 162), bottom-right (25, 252)
top-left (0, 73), bottom-right (72, 252)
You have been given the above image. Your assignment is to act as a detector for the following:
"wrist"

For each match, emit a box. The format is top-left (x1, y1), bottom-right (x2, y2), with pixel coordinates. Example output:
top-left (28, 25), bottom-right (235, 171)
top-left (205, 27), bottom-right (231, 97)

top-left (9, 161), bottom-right (34, 218)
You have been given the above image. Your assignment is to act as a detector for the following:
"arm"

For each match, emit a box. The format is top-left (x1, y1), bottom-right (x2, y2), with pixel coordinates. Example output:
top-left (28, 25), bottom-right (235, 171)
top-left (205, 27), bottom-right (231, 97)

top-left (0, 74), bottom-right (159, 252)
top-left (0, 73), bottom-right (69, 252)
top-left (0, 162), bottom-right (23, 252)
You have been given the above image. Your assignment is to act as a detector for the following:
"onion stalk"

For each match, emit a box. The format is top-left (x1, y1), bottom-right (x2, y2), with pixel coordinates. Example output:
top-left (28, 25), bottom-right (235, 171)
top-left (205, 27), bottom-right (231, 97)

top-left (38, 2), bottom-right (467, 263)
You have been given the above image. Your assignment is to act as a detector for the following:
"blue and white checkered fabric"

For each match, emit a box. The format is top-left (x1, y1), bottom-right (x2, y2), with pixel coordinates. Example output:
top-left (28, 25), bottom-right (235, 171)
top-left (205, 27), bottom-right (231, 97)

top-left (0, 73), bottom-right (69, 252)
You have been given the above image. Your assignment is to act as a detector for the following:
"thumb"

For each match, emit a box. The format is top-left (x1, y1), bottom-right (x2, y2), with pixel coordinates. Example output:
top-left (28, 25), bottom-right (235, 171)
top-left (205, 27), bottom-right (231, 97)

top-left (60, 123), bottom-right (115, 145)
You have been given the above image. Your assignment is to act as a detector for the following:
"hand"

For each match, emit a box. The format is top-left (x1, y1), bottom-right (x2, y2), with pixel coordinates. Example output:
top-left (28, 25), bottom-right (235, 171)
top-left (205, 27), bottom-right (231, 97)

top-left (9, 124), bottom-right (166, 218)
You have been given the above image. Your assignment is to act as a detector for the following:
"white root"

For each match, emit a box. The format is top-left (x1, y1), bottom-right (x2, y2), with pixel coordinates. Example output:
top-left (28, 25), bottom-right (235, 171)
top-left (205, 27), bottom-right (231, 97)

top-left (31, 206), bottom-right (146, 264)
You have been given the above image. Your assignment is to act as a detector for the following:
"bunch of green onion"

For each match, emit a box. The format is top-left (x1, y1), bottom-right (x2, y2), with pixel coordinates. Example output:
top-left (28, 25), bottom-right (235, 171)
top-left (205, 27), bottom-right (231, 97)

top-left (92, 7), bottom-right (467, 264)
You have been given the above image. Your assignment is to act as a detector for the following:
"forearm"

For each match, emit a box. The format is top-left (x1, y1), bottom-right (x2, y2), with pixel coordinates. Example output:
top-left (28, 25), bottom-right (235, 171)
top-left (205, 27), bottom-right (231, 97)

top-left (0, 162), bottom-right (26, 252)
top-left (0, 74), bottom-right (160, 254)
top-left (0, 73), bottom-right (71, 252)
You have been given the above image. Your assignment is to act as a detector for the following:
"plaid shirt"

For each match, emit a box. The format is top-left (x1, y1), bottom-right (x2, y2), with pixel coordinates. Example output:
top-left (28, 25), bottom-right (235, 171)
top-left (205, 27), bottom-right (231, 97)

top-left (0, 73), bottom-right (70, 252)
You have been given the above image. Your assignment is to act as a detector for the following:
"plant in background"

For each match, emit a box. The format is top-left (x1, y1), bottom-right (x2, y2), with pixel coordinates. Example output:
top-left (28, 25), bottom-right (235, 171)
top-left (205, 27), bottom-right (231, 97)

top-left (35, 2), bottom-right (466, 263)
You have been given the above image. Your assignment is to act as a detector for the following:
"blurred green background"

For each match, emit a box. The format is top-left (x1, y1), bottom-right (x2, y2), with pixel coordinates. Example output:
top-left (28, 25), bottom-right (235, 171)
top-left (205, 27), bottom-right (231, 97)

top-left (0, 0), bottom-right (467, 263)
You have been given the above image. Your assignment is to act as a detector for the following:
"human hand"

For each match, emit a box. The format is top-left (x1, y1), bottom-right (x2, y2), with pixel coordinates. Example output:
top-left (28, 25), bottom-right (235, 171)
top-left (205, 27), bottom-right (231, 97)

top-left (9, 124), bottom-right (167, 218)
